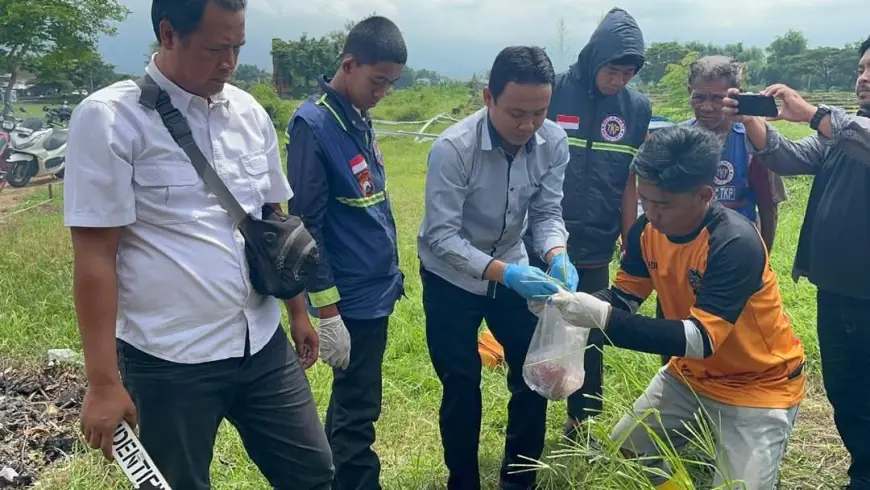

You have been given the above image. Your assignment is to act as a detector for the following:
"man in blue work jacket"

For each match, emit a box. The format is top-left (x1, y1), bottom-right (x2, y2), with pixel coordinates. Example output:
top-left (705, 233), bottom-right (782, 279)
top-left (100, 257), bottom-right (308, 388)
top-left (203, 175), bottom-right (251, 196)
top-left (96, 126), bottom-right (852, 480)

top-left (525, 7), bottom-right (652, 441)
top-left (285, 16), bottom-right (406, 490)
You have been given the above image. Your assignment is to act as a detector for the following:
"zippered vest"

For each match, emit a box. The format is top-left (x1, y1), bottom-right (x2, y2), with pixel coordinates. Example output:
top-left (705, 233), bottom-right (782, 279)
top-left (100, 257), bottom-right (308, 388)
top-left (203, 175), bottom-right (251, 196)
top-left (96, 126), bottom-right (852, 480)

top-left (290, 94), bottom-right (403, 319)
top-left (688, 120), bottom-right (756, 221)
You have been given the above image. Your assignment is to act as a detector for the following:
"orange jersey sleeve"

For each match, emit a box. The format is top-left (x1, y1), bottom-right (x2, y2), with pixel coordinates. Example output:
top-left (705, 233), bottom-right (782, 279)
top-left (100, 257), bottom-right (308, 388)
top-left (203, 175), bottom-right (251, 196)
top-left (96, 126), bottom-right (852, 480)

top-left (613, 215), bottom-right (654, 301)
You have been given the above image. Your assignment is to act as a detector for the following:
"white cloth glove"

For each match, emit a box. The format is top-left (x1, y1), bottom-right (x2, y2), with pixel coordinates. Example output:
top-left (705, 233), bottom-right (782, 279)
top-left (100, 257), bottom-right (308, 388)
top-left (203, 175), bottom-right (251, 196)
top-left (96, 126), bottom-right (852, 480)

top-left (318, 315), bottom-right (351, 369)
top-left (549, 290), bottom-right (611, 330)
top-left (527, 299), bottom-right (547, 317)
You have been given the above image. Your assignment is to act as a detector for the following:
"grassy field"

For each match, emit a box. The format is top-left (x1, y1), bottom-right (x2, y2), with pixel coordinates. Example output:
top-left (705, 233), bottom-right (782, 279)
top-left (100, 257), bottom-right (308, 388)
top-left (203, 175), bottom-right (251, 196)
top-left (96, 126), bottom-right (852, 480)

top-left (0, 85), bottom-right (851, 489)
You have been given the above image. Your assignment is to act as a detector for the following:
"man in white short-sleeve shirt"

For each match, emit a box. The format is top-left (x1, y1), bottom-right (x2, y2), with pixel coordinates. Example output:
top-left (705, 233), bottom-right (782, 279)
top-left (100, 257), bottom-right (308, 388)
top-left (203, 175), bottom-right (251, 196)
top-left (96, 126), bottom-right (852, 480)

top-left (64, 1), bottom-right (333, 489)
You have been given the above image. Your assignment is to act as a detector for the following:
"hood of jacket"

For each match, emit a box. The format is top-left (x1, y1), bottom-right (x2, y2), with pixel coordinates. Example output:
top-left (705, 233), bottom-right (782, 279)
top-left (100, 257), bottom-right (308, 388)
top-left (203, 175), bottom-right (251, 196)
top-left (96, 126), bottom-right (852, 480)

top-left (570, 7), bottom-right (645, 87)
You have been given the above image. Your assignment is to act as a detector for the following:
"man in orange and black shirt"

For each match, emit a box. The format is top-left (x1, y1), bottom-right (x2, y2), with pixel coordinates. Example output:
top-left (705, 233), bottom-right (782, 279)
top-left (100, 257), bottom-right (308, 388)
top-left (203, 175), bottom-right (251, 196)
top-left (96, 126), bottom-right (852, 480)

top-left (550, 125), bottom-right (805, 489)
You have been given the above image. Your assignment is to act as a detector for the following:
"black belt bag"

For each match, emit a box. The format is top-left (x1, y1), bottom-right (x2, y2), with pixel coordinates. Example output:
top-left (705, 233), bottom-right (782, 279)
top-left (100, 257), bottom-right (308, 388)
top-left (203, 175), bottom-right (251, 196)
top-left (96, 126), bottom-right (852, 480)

top-left (135, 75), bottom-right (319, 300)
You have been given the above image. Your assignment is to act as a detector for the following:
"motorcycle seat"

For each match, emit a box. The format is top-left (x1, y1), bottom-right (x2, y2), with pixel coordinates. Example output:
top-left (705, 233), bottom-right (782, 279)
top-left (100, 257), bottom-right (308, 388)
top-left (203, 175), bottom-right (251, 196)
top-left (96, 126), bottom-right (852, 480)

top-left (44, 129), bottom-right (68, 152)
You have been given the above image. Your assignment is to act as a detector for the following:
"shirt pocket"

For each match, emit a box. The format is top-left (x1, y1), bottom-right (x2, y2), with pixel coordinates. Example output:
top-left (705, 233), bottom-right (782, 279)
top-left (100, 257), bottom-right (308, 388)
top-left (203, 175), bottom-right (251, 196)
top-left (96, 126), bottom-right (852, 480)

top-left (133, 160), bottom-right (201, 225)
top-left (239, 151), bottom-right (271, 209)
top-left (512, 183), bottom-right (540, 217)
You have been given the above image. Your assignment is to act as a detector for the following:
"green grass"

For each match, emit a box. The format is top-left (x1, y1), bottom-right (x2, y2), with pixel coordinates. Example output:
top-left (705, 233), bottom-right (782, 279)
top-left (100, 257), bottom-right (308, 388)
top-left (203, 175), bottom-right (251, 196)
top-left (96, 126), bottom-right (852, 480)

top-left (0, 87), bottom-right (850, 489)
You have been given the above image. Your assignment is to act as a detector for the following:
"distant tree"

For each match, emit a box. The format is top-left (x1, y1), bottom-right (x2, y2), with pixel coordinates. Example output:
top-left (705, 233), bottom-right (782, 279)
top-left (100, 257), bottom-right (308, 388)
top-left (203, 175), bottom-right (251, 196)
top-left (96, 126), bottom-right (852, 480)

top-left (660, 51), bottom-right (698, 110)
top-left (0, 0), bottom-right (129, 103)
top-left (762, 29), bottom-right (809, 88)
top-left (799, 46), bottom-right (857, 90)
top-left (767, 29), bottom-right (809, 60)
top-left (69, 53), bottom-right (118, 92)
top-left (271, 32), bottom-right (344, 96)
top-left (394, 66), bottom-right (416, 89)
top-left (641, 42), bottom-right (690, 84)
top-left (28, 47), bottom-right (120, 94)
top-left (232, 63), bottom-right (269, 90)
top-left (144, 40), bottom-right (160, 66)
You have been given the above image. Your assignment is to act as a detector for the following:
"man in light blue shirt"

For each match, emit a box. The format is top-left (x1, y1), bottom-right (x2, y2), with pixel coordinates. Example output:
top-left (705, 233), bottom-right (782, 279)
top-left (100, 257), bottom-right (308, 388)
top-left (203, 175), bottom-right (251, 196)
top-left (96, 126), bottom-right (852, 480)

top-left (417, 46), bottom-right (577, 490)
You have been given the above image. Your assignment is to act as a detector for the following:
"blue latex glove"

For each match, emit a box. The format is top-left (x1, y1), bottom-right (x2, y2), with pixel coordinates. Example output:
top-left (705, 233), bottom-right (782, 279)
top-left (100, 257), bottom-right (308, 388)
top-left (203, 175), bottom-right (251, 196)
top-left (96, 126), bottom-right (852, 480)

top-left (548, 253), bottom-right (579, 292)
top-left (503, 264), bottom-right (560, 300)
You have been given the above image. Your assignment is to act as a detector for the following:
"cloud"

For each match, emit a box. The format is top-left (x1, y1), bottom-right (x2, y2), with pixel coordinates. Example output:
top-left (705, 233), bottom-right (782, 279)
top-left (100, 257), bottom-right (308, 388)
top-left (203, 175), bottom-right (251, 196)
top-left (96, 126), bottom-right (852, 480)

top-left (106, 0), bottom-right (870, 78)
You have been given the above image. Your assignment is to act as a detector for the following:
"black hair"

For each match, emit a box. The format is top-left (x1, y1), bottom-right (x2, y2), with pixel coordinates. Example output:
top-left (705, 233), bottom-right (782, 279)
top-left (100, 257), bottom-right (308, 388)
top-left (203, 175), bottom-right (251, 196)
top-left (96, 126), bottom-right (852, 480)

top-left (343, 16), bottom-right (407, 66)
top-left (860, 35), bottom-right (870, 57)
top-left (630, 125), bottom-right (722, 194)
top-left (688, 55), bottom-right (742, 89)
top-left (609, 54), bottom-right (644, 71)
top-left (151, 0), bottom-right (246, 42)
top-left (488, 46), bottom-right (555, 101)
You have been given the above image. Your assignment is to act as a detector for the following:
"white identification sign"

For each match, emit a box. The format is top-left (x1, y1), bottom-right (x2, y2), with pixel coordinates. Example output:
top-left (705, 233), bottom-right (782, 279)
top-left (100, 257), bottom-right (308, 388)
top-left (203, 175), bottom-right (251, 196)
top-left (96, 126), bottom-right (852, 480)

top-left (112, 421), bottom-right (172, 490)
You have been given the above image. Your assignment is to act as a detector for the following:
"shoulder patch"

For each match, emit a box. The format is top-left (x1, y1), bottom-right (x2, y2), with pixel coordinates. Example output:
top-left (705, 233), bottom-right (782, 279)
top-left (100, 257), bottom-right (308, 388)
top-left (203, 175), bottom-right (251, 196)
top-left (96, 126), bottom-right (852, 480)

top-left (714, 160), bottom-right (735, 186)
top-left (556, 114), bottom-right (580, 130)
top-left (601, 115), bottom-right (627, 142)
top-left (349, 154), bottom-right (375, 197)
top-left (372, 139), bottom-right (384, 166)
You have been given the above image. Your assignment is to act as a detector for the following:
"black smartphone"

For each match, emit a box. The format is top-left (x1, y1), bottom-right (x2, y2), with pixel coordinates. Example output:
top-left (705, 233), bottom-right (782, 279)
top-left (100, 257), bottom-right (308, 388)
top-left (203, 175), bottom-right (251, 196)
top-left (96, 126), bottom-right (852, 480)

top-left (734, 93), bottom-right (779, 117)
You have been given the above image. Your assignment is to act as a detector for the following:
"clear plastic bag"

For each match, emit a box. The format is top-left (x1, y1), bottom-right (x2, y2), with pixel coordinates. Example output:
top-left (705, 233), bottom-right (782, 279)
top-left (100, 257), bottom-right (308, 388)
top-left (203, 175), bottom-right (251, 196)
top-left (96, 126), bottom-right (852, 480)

top-left (522, 301), bottom-right (590, 401)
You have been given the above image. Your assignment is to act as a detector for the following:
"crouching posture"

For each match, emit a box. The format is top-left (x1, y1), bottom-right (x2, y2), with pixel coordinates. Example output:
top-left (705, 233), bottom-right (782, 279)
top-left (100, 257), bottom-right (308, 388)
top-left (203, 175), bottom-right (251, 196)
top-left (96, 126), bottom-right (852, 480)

top-left (551, 125), bottom-right (806, 489)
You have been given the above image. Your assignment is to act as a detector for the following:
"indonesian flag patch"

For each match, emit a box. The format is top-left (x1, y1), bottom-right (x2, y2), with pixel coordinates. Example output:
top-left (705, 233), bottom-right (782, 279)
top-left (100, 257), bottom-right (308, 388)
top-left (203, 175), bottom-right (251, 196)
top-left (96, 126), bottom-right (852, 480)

top-left (556, 114), bottom-right (580, 130)
top-left (349, 154), bottom-right (375, 197)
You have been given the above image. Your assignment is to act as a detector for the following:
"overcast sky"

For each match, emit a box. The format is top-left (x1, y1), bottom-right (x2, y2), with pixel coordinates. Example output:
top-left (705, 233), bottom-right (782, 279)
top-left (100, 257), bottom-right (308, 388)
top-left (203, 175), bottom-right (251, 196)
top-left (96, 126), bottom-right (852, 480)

top-left (101, 0), bottom-right (869, 78)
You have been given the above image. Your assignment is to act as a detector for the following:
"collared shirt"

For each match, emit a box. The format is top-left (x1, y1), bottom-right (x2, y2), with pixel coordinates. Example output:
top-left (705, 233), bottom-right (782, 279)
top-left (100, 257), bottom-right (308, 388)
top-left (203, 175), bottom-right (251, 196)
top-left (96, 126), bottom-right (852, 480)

top-left (63, 55), bottom-right (293, 364)
top-left (417, 107), bottom-right (570, 296)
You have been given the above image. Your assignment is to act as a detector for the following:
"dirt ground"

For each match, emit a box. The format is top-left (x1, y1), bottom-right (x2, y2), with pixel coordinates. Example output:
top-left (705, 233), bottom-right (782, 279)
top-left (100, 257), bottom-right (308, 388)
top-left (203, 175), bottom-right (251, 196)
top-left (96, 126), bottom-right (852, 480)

top-left (0, 178), bottom-right (60, 216)
top-left (0, 362), bottom-right (84, 488)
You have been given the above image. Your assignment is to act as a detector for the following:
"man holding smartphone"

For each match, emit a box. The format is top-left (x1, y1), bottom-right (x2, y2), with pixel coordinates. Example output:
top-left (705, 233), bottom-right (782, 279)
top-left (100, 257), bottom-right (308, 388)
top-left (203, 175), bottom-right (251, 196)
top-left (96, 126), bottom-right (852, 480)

top-left (684, 55), bottom-right (786, 253)
top-left (723, 35), bottom-right (870, 490)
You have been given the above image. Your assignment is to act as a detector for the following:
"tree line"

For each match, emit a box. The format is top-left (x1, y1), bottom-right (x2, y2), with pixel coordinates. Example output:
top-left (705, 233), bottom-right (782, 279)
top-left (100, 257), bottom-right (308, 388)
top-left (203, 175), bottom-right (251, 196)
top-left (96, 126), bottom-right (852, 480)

top-left (3, 3), bottom-right (860, 104)
top-left (271, 19), bottom-right (446, 98)
top-left (0, 0), bottom-right (130, 103)
top-left (637, 29), bottom-right (864, 91)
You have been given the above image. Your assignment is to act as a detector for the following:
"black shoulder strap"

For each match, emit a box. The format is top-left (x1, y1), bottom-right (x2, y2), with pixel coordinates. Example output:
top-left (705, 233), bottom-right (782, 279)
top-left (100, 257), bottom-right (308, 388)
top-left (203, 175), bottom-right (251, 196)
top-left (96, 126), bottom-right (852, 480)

top-left (135, 75), bottom-right (248, 225)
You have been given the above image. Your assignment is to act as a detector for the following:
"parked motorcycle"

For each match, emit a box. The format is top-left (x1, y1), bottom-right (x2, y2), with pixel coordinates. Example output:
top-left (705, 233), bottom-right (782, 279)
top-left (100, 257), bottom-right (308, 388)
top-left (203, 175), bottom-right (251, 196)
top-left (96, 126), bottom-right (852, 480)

top-left (5, 113), bottom-right (67, 188)
top-left (0, 104), bottom-right (21, 192)
top-left (0, 130), bottom-right (9, 192)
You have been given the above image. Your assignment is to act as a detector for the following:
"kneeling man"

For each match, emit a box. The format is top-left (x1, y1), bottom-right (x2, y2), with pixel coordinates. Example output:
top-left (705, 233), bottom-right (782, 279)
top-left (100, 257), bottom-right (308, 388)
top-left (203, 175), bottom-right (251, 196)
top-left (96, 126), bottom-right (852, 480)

top-left (551, 124), bottom-right (806, 489)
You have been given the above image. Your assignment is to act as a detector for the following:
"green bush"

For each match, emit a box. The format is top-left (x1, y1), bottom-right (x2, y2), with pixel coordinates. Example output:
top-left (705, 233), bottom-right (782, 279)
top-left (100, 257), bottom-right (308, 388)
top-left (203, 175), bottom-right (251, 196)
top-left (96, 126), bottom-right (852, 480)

top-left (392, 107), bottom-right (424, 122)
top-left (249, 82), bottom-right (296, 132)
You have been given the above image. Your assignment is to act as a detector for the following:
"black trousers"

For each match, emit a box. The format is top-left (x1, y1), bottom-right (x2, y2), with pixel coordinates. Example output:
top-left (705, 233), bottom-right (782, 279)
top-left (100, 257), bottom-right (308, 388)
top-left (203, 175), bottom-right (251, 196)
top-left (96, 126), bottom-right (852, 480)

top-left (117, 326), bottom-right (334, 490)
top-left (324, 316), bottom-right (389, 490)
top-left (421, 267), bottom-right (548, 490)
top-left (817, 289), bottom-right (870, 489)
top-left (527, 251), bottom-right (610, 422)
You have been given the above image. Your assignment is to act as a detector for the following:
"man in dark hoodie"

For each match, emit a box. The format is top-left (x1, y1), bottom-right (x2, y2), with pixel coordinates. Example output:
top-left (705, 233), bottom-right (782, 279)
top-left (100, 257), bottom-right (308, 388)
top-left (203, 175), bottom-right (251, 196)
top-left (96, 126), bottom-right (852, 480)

top-left (525, 7), bottom-right (652, 439)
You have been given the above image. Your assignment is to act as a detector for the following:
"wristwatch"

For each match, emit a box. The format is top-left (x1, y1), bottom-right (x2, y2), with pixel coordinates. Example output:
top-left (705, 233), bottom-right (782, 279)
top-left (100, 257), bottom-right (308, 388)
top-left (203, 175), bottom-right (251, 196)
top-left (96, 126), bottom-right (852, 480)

top-left (810, 104), bottom-right (832, 131)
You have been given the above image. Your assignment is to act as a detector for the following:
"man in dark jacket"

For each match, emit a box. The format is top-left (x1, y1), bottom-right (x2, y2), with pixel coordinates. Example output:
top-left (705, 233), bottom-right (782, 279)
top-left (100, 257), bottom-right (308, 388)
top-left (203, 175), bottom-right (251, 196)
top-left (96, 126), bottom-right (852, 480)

top-left (724, 35), bottom-right (870, 490)
top-left (526, 7), bottom-right (652, 439)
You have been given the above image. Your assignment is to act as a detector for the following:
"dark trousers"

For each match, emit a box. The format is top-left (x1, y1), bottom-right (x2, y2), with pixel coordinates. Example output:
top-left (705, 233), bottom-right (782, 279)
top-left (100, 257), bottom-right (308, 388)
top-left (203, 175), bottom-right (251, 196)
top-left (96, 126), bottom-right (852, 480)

top-left (324, 317), bottom-right (389, 490)
top-left (421, 267), bottom-right (548, 490)
top-left (527, 251), bottom-right (610, 422)
top-left (117, 326), bottom-right (334, 490)
top-left (817, 289), bottom-right (870, 489)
